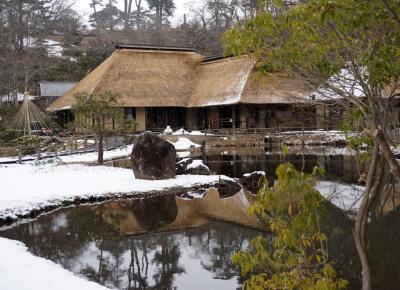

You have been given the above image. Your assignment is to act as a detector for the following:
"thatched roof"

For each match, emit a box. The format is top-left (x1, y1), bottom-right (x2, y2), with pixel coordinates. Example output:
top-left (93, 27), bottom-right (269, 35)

top-left (47, 47), bottom-right (313, 111)
top-left (241, 70), bottom-right (313, 104)
top-left (47, 49), bottom-right (203, 111)
top-left (188, 56), bottom-right (312, 107)
top-left (188, 56), bottom-right (256, 107)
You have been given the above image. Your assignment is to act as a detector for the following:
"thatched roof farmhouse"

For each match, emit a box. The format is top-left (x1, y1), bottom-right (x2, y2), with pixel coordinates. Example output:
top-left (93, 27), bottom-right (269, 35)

top-left (48, 44), bottom-right (326, 131)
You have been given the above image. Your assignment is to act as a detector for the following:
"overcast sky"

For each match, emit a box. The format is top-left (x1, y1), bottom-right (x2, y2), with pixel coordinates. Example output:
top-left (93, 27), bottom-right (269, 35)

top-left (71, 0), bottom-right (200, 26)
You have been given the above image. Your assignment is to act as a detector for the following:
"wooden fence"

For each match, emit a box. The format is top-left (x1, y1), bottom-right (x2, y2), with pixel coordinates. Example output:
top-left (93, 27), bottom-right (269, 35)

top-left (0, 135), bottom-right (126, 164)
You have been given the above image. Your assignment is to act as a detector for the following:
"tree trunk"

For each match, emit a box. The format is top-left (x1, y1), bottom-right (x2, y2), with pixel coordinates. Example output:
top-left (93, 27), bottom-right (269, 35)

top-left (353, 142), bottom-right (386, 290)
top-left (91, 0), bottom-right (99, 27)
top-left (135, 0), bottom-right (142, 29)
top-left (97, 117), bottom-right (104, 164)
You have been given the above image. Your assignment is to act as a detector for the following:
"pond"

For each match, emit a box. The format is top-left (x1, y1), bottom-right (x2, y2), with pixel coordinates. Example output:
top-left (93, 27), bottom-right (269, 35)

top-left (107, 147), bottom-right (363, 184)
top-left (1, 191), bottom-right (265, 290)
top-left (1, 147), bottom-right (399, 290)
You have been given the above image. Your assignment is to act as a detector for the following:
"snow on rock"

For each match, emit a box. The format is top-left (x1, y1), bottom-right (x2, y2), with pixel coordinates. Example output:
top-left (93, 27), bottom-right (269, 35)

top-left (187, 159), bottom-right (210, 171)
top-left (0, 237), bottom-right (113, 290)
top-left (243, 171), bottom-right (266, 178)
top-left (316, 181), bottom-right (364, 212)
top-left (169, 138), bottom-right (201, 150)
top-left (0, 163), bottom-right (220, 220)
top-left (59, 145), bottom-right (133, 164)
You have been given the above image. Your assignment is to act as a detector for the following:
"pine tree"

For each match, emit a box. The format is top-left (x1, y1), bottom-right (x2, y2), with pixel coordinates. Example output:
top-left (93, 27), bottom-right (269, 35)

top-left (146, 0), bottom-right (175, 29)
top-left (89, 0), bottom-right (121, 31)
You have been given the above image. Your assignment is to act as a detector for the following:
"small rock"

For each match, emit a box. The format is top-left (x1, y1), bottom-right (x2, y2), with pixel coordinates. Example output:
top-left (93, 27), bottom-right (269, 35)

top-left (216, 177), bottom-right (242, 198)
top-left (176, 158), bottom-right (212, 175)
top-left (131, 132), bottom-right (176, 180)
top-left (241, 171), bottom-right (267, 194)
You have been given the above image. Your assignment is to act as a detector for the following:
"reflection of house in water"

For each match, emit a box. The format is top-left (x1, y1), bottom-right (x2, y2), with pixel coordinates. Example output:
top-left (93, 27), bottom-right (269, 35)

top-left (47, 44), bottom-right (345, 132)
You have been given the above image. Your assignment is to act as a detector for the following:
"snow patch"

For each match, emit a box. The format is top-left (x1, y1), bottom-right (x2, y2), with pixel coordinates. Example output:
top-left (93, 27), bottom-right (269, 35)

top-left (169, 138), bottom-right (201, 150)
top-left (0, 163), bottom-right (221, 220)
top-left (59, 145), bottom-right (133, 163)
top-left (0, 237), bottom-right (113, 290)
top-left (187, 159), bottom-right (210, 171)
top-left (172, 128), bottom-right (190, 135)
top-left (243, 171), bottom-right (266, 177)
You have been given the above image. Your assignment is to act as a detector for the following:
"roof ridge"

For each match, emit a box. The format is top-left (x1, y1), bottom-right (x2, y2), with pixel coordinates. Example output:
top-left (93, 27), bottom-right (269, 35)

top-left (115, 43), bottom-right (196, 53)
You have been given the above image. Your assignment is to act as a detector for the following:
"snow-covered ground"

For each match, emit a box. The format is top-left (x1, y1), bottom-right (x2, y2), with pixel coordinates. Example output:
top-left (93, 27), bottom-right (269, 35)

top-left (0, 145), bottom-right (132, 164)
top-left (59, 145), bottom-right (133, 163)
top-left (0, 163), bottom-right (220, 220)
top-left (0, 238), bottom-right (112, 290)
top-left (0, 140), bottom-right (198, 164)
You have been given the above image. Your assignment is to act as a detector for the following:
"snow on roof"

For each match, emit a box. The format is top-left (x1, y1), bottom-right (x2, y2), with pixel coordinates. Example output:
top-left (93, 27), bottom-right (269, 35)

top-left (312, 68), bottom-right (366, 101)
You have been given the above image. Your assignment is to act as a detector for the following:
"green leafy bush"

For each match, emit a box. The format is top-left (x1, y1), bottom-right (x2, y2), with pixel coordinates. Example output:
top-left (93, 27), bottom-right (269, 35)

top-left (232, 163), bottom-right (347, 290)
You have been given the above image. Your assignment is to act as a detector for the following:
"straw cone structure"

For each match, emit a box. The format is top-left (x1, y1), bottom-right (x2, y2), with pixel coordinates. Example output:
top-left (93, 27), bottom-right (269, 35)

top-left (9, 94), bottom-right (64, 137)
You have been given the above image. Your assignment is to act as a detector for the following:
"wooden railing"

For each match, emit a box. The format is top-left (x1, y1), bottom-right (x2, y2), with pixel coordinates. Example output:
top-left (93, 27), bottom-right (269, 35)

top-left (0, 135), bottom-right (130, 164)
top-left (158, 124), bottom-right (342, 137)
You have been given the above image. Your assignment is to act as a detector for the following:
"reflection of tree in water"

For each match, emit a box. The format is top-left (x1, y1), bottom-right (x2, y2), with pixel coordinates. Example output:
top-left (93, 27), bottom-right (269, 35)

top-left (0, 200), bottom-right (265, 289)
top-left (369, 207), bottom-right (400, 290)
top-left (184, 222), bottom-right (265, 284)
top-left (152, 236), bottom-right (185, 289)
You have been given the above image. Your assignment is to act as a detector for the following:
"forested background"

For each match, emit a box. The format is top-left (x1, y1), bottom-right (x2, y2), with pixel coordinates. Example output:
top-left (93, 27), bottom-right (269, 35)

top-left (0, 0), bottom-right (293, 101)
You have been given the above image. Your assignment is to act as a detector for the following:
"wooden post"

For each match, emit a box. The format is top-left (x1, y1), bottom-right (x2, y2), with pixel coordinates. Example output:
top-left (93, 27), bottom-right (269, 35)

top-left (74, 138), bottom-right (78, 152)
top-left (232, 105), bottom-right (236, 135)
top-left (69, 139), bottom-right (73, 155)
top-left (302, 124), bottom-right (305, 136)
top-left (18, 145), bottom-right (22, 163)
top-left (94, 136), bottom-right (98, 152)
top-left (36, 144), bottom-right (41, 160)
top-left (54, 144), bottom-right (58, 157)
top-left (84, 137), bottom-right (88, 153)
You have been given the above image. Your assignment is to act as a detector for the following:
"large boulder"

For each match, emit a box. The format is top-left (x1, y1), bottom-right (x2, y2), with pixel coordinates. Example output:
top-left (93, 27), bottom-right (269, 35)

top-left (176, 158), bottom-right (212, 175)
top-left (131, 132), bottom-right (176, 180)
top-left (241, 171), bottom-right (267, 194)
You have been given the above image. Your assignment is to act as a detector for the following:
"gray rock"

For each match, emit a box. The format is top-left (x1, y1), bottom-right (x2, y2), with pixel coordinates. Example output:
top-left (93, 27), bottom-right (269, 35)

top-left (176, 158), bottom-right (212, 175)
top-left (216, 177), bottom-right (242, 198)
top-left (241, 171), bottom-right (266, 194)
top-left (131, 132), bottom-right (176, 180)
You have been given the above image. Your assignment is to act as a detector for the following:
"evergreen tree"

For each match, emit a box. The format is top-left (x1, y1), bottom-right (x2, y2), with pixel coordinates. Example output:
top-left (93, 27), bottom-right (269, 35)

top-left (89, 0), bottom-right (121, 31)
top-left (146, 0), bottom-right (175, 28)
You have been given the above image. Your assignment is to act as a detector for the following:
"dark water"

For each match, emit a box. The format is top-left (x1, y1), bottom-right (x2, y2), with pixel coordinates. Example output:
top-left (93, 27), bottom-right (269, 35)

top-left (1, 190), bottom-right (399, 289)
top-left (108, 148), bottom-right (362, 184)
top-left (2, 149), bottom-right (399, 289)
top-left (0, 195), bottom-right (264, 290)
